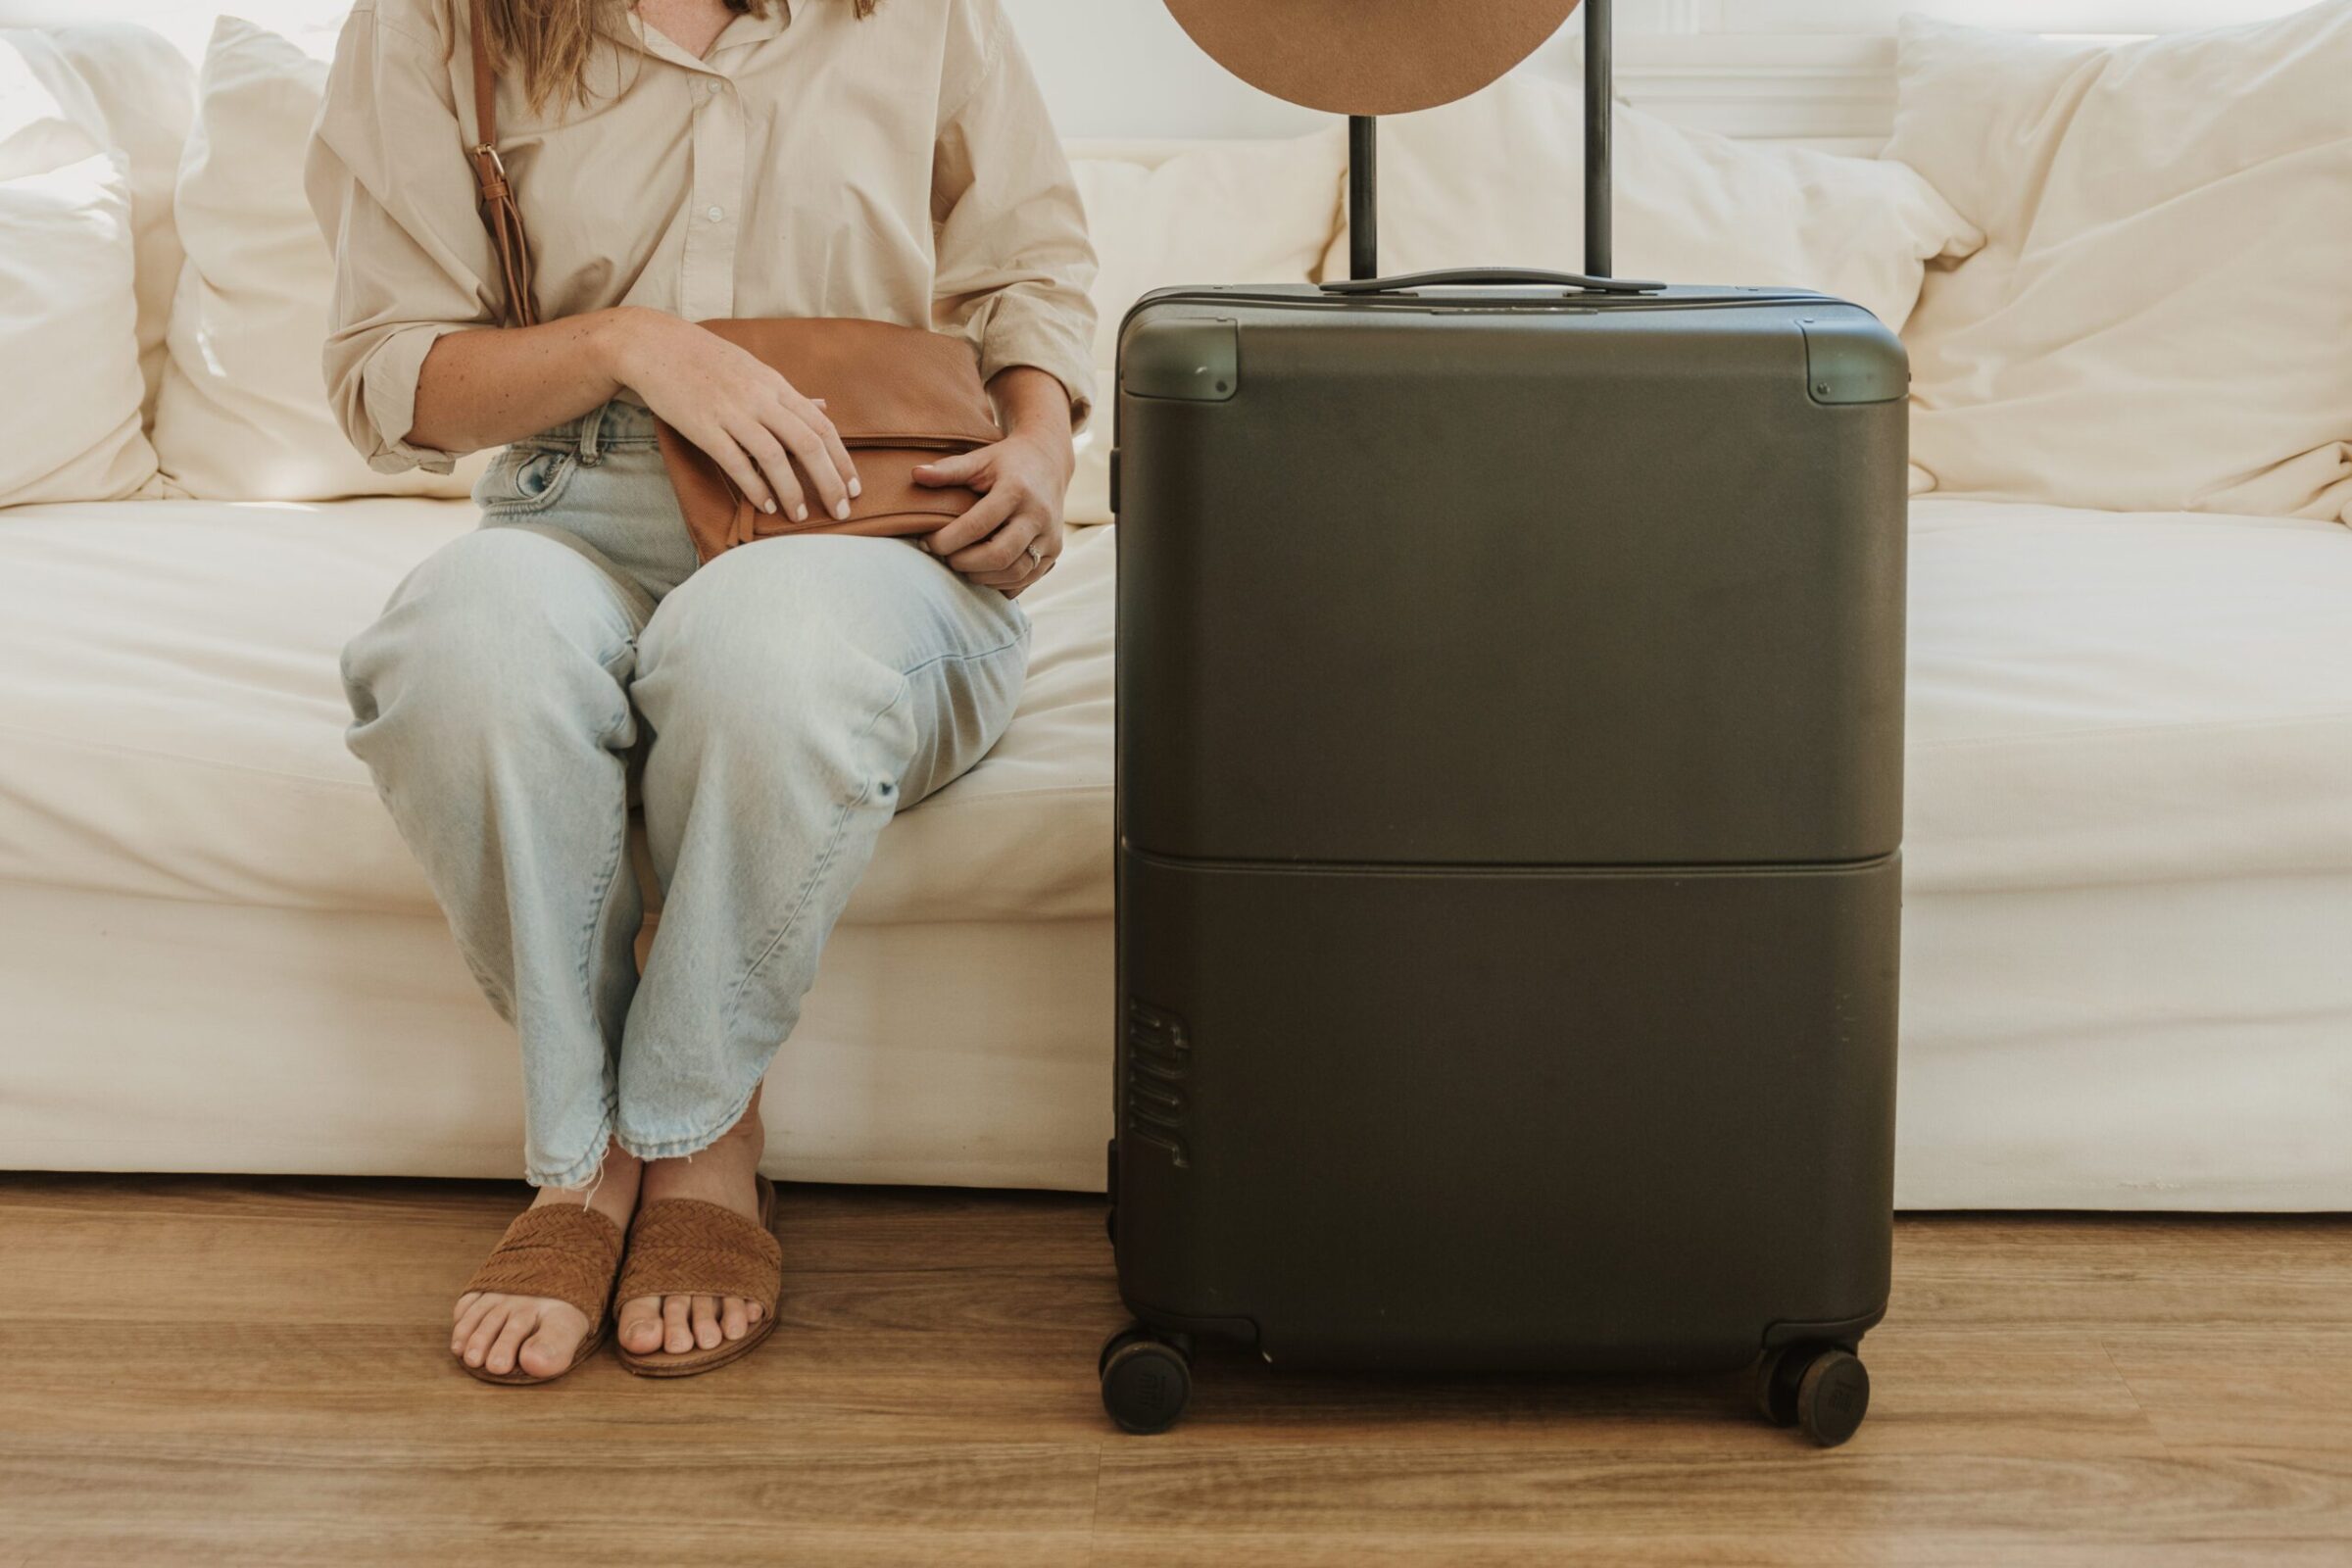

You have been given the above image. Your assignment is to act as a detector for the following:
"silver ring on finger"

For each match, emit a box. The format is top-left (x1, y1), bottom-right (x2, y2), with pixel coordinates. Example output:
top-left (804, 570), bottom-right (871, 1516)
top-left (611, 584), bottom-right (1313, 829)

top-left (1025, 542), bottom-right (1045, 566)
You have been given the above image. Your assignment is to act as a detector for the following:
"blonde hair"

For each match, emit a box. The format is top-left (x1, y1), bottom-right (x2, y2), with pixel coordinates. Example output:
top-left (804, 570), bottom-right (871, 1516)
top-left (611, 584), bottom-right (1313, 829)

top-left (470, 1), bottom-right (877, 117)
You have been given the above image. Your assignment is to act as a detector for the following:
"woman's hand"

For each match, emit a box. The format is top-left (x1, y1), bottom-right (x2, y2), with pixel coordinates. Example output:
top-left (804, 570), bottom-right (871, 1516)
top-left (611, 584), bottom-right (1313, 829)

top-left (603, 307), bottom-right (858, 523)
top-left (914, 367), bottom-right (1077, 598)
top-left (912, 431), bottom-right (1072, 596)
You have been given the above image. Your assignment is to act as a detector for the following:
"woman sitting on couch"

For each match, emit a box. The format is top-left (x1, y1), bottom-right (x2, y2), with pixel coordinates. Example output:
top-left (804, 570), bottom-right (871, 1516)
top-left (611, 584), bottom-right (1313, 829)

top-left (306, 0), bottom-right (1096, 1383)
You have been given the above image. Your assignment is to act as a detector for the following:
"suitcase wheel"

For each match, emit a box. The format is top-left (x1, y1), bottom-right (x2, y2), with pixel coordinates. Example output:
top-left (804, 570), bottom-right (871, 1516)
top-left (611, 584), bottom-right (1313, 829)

top-left (1752, 1343), bottom-right (1871, 1447)
top-left (1100, 1323), bottom-right (1194, 1435)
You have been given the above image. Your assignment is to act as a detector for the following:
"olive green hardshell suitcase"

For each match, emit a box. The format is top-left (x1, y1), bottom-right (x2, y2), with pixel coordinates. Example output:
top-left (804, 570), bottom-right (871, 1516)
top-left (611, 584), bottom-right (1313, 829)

top-left (1101, 0), bottom-right (1902, 1446)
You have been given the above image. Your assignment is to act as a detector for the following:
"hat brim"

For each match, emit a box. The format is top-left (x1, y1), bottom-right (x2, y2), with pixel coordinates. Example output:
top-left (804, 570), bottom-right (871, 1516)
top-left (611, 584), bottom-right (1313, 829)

top-left (1164, 0), bottom-right (1584, 117)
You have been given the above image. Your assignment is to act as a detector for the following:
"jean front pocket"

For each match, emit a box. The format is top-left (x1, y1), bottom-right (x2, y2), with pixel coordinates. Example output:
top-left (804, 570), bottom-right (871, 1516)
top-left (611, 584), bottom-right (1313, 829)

top-left (474, 444), bottom-right (582, 516)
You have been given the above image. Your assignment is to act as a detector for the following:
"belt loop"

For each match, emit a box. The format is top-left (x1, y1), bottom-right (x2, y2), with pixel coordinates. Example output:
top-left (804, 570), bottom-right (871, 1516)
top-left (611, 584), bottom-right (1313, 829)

top-left (578, 400), bottom-right (609, 466)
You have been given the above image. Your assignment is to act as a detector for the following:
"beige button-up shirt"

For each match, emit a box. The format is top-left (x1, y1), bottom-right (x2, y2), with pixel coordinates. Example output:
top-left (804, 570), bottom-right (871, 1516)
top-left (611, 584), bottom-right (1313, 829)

top-left (306, 0), bottom-right (1099, 474)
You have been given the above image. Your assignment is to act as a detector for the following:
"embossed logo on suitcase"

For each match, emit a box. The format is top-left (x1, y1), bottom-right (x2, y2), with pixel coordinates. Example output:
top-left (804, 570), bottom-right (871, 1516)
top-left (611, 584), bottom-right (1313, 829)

top-left (1123, 1001), bottom-right (1193, 1169)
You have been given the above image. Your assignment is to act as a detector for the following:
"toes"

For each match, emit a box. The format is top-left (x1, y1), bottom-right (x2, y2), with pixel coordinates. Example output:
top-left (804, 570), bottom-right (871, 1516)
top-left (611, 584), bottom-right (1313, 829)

top-left (454, 1291), bottom-right (481, 1322)
top-left (517, 1301), bottom-right (589, 1377)
top-left (485, 1303), bottom-right (535, 1376)
top-left (720, 1297), bottom-right (748, 1342)
top-left (662, 1294), bottom-right (694, 1354)
top-left (617, 1295), bottom-right (664, 1353)
top-left (748, 1301), bottom-right (763, 1323)
top-left (691, 1295), bottom-right (722, 1350)
top-left (463, 1301), bottom-right (510, 1368)
top-left (453, 1294), bottom-right (498, 1353)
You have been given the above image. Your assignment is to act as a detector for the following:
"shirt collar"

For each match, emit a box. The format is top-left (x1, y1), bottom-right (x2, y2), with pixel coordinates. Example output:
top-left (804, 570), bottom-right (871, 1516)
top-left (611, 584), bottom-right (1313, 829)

top-left (622, 2), bottom-right (791, 72)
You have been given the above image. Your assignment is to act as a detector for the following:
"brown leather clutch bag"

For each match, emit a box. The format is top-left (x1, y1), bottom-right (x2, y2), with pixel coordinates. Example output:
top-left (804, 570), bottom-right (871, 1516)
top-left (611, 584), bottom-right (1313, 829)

top-left (464, 6), bottom-right (998, 565)
top-left (651, 318), bottom-right (1003, 564)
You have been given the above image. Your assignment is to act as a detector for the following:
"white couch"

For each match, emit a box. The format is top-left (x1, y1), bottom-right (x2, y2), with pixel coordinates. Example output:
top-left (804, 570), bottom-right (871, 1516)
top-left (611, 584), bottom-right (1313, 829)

top-left (3, 10), bottom-right (2347, 1209)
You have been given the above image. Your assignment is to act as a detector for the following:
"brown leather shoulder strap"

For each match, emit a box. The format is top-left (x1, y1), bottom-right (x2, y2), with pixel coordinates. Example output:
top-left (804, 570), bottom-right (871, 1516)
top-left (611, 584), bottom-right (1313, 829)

top-left (466, 2), bottom-right (539, 327)
top-left (470, 0), bottom-right (501, 153)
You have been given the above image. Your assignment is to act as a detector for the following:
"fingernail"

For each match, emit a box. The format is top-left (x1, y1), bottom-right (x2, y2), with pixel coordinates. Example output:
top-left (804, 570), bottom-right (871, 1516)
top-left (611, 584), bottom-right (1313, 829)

top-left (834, 500), bottom-right (851, 520)
top-left (762, 500), bottom-right (777, 514)
top-left (849, 477), bottom-right (862, 499)
top-left (794, 505), bottom-right (808, 522)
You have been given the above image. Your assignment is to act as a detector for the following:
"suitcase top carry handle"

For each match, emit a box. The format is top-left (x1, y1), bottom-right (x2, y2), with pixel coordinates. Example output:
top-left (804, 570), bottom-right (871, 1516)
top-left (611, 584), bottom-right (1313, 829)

top-left (1348, 0), bottom-right (1615, 281)
top-left (1320, 268), bottom-right (1663, 297)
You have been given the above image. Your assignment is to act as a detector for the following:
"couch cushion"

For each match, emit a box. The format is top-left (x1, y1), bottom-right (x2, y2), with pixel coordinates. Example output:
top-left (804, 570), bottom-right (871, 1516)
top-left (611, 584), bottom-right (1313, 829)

top-left (0, 144), bottom-right (158, 507)
top-left (1064, 129), bottom-right (1348, 524)
top-left (1319, 69), bottom-right (1981, 332)
top-left (151, 16), bottom-right (490, 502)
top-left (0, 500), bottom-right (1114, 924)
top-left (9, 494), bottom-right (2345, 931)
top-left (1888, 10), bottom-right (2352, 521)
top-left (0, 19), bottom-right (193, 426)
top-left (0, 31), bottom-right (165, 505)
top-left (1905, 500), bottom-right (2352, 894)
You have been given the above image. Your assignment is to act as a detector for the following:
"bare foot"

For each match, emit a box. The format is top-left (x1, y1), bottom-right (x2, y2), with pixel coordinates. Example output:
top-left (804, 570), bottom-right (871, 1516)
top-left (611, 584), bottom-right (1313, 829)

top-left (453, 1145), bottom-right (642, 1378)
top-left (616, 1090), bottom-right (768, 1355)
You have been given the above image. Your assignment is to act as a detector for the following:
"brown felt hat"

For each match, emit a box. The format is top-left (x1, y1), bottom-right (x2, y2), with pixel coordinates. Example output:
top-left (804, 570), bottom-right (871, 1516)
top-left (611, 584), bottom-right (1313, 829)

top-left (1163, 0), bottom-right (1584, 117)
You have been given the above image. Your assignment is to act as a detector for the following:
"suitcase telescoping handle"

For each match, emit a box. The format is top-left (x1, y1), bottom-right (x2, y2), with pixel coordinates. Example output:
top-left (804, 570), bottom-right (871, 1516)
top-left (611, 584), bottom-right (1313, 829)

top-left (1323, 267), bottom-right (1658, 296)
top-left (1341, 0), bottom-right (1618, 284)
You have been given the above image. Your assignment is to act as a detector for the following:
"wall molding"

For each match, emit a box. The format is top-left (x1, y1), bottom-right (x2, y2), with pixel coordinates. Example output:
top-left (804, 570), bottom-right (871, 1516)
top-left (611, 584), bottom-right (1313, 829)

top-left (1010, 0), bottom-right (2181, 142)
top-left (1529, 31), bottom-right (1897, 148)
top-left (1642, 0), bottom-right (1727, 32)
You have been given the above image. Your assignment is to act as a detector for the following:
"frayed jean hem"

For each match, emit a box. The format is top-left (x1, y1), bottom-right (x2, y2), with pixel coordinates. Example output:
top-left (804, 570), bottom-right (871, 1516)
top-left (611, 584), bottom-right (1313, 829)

top-left (524, 1103), bottom-right (621, 1190)
top-left (612, 1070), bottom-right (765, 1167)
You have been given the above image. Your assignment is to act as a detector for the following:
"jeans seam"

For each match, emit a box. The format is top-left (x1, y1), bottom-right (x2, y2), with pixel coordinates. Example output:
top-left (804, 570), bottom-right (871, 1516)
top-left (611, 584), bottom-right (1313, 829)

top-left (509, 438), bottom-right (659, 453)
top-left (715, 754), bottom-right (885, 1049)
top-left (572, 652), bottom-right (640, 1019)
top-left (711, 631), bottom-right (1030, 1074)
top-left (367, 771), bottom-right (518, 1021)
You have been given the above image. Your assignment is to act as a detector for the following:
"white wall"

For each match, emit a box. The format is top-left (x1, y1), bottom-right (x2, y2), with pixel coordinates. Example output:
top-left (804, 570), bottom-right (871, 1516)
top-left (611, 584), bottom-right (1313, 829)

top-left (4, 0), bottom-right (2321, 140)
top-left (1002, 0), bottom-right (1316, 139)
top-left (1006, 0), bottom-right (2321, 140)
top-left (1658, 0), bottom-right (2311, 27)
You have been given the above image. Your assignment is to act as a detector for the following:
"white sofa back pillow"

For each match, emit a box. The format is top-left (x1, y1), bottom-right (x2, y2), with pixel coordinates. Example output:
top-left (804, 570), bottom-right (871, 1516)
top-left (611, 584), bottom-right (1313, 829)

top-left (1066, 129), bottom-right (1347, 524)
top-left (152, 16), bottom-right (487, 502)
top-left (0, 32), bottom-right (160, 506)
top-left (0, 150), bottom-right (159, 506)
top-left (1320, 72), bottom-right (1982, 334)
top-left (1889, 8), bottom-right (2352, 522)
top-left (0, 20), bottom-right (194, 428)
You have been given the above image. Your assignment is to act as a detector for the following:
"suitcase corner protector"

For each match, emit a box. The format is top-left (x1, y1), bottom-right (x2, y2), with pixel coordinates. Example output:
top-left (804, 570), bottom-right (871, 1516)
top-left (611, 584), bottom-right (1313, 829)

top-left (1119, 315), bottom-right (1240, 403)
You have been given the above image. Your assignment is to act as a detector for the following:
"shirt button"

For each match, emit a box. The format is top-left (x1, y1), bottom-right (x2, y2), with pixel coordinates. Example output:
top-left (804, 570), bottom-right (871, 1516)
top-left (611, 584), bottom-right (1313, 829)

top-left (705, 77), bottom-right (720, 95)
top-left (707, 205), bottom-right (725, 222)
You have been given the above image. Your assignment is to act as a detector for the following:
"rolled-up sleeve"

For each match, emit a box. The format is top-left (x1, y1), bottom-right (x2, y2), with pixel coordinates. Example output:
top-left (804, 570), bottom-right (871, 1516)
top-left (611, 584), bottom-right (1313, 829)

top-left (931, 0), bottom-right (1100, 429)
top-left (303, 2), bottom-right (498, 473)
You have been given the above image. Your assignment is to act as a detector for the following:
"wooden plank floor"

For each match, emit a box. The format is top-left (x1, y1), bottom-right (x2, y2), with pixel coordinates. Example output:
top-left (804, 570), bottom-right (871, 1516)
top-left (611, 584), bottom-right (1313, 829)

top-left (2, 1176), bottom-right (2347, 1567)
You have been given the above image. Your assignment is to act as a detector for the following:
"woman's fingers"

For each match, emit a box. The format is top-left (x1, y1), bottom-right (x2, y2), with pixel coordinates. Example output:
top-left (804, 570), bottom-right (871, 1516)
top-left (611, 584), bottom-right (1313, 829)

top-left (731, 422), bottom-right (808, 522)
top-left (911, 449), bottom-right (987, 490)
top-left (791, 394), bottom-right (860, 502)
top-left (926, 486), bottom-right (1021, 560)
top-left (702, 429), bottom-right (785, 518)
top-left (974, 546), bottom-right (1055, 597)
top-left (974, 545), bottom-right (1052, 585)
top-left (945, 507), bottom-right (1044, 576)
top-left (760, 405), bottom-right (852, 521)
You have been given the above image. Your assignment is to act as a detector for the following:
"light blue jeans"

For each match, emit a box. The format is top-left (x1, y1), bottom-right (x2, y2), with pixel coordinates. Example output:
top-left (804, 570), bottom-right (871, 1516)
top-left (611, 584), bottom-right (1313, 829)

top-left (341, 400), bottom-right (1031, 1187)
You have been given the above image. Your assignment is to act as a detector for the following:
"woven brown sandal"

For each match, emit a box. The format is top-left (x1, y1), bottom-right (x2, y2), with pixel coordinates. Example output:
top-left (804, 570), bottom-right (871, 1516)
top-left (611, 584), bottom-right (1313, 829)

top-left (455, 1202), bottom-right (626, 1386)
top-left (613, 1175), bottom-right (783, 1378)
